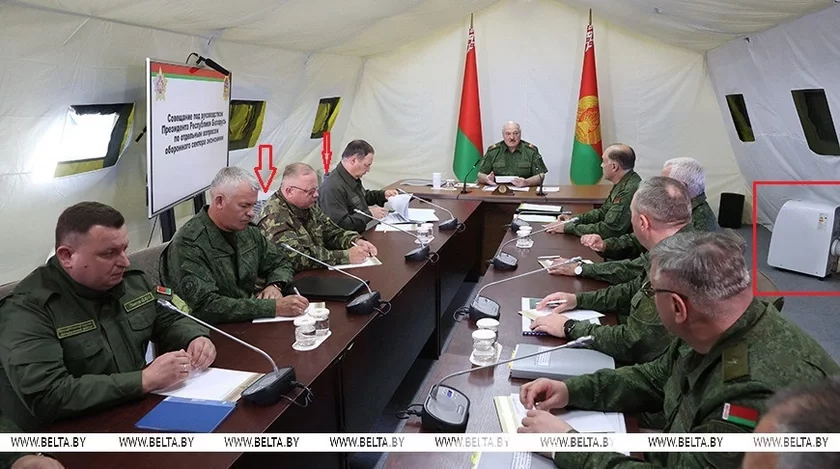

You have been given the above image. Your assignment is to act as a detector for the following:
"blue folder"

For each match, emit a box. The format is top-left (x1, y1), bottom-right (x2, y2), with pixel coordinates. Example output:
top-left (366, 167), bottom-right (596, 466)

top-left (135, 396), bottom-right (236, 433)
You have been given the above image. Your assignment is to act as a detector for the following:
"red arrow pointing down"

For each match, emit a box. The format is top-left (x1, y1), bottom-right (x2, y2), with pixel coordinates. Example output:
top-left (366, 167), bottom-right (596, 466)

top-left (254, 144), bottom-right (277, 193)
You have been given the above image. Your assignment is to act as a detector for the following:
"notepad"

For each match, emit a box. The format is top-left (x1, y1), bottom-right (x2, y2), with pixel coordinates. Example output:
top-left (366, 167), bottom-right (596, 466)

top-left (517, 203), bottom-right (565, 213)
top-left (537, 258), bottom-right (594, 269)
top-left (494, 176), bottom-right (517, 184)
top-left (135, 396), bottom-right (235, 432)
top-left (516, 214), bottom-right (557, 223)
top-left (253, 302), bottom-right (326, 323)
top-left (155, 367), bottom-right (262, 402)
top-left (494, 393), bottom-right (625, 434)
top-left (332, 256), bottom-right (382, 270)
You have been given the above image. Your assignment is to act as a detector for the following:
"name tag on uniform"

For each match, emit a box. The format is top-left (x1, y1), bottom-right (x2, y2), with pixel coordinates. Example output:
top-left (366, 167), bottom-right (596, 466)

top-left (124, 292), bottom-right (155, 313)
top-left (56, 320), bottom-right (97, 339)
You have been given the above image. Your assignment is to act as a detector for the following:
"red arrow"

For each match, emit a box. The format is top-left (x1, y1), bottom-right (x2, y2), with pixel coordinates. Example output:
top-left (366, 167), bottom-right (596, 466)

top-left (254, 144), bottom-right (277, 193)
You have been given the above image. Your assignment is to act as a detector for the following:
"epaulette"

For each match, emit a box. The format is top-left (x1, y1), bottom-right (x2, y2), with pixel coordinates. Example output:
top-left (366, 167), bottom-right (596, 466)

top-left (488, 143), bottom-right (498, 151)
top-left (722, 343), bottom-right (750, 381)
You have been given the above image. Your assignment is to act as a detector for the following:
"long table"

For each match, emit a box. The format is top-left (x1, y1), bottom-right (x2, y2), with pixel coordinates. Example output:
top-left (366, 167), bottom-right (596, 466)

top-left (383, 227), bottom-right (638, 469)
top-left (48, 198), bottom-right (483, 469)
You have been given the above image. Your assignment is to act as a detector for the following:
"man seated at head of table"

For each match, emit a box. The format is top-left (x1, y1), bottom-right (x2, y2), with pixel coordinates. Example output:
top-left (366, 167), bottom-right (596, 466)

top-left (548, 157), bottom-right (720, 285)
top-left (257, 162), bottom-right (378, 271)
top-left (545, 144), bottom-right (641, 241)
top-left (476, 121), bottom-right (548, 187)
top-left (518, 231), bottom-right (839, 469)
top-left (531, 176), bottom-right (694, 367)
top-left (0, 202), bottom-right (215, 431)
top-left (743, 377), bottom-right (840, 469)
top-left (160, 167), bottom-right (308, 324)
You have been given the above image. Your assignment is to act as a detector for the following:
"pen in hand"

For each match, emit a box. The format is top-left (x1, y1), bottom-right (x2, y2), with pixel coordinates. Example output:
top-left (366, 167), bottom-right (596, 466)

top-left (352, 241), bottom-right (372, 257)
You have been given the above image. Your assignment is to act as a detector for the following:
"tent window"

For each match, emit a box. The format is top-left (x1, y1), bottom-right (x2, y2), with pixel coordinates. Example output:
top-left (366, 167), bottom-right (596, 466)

top-left (725, 94), bottom-right (755, 143)
top-left (55, 103), bottom-right (134, 177)
top-left (792, 89), bottom-right (840, 156)
top-left (229, 100), bottom-right (266, 151)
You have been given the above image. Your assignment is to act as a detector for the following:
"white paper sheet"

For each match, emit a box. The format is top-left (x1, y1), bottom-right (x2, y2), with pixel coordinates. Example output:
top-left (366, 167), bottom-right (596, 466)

top-left (494, 176), bottom-right (517, 184)
top-left (537, 258), bottom-right (594, 270)
top-left (502, 394), bottom-right (624, 433)
top-left (516, 214), bottom-right (557, 223)
top-left (155, 367), bottom-right (261, 402)
top-left (387, 193), bottom-right (412, 220)
top-left (252, 302), bottom-right (326, 324)
top-left (509, 186), bottom-right (530, 192)
top-left (538, 186), bottom-right (561, 193)
top-left (518, 203), bottom-right (565, 212)
top-left (332, 256), bottom-right (382, 270)
top-left (407, 208), bottom-right (439, 222)
top-left (375, 223), bottom-right (420, 232)
top-left (482, 185), bottom-right (497, 192)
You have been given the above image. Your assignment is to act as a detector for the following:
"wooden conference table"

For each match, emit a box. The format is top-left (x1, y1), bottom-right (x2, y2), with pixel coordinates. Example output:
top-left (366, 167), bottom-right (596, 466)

top-left (46, 185), bottom-right (609, 469)
top-left (383, 228), bottom-right (639, 469)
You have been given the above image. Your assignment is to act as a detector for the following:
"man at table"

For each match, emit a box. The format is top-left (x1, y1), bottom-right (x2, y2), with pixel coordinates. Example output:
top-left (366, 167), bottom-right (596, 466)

top-left (546, 144), bottom-right (640, 240)
top-left (477, 121), bottom-right (547, 187)
top-left (258, 162), bottom-right (378, 271)
top-left (518, 232), bottom-right (839, 469)
top-left (743, 377), bottom-right (840, 469)
top-left (318, 139), bottom-right (398, 233)
top-left (578, 157), bottom-right (719, 264)
top-left (160, 167), bottom-right (308, 324)
top-left (550, 157), bottom-right (719, 284)
top-left (533, 177), bottom-right (693, 367)
top-left (0, 202), bottom-right (215, 431)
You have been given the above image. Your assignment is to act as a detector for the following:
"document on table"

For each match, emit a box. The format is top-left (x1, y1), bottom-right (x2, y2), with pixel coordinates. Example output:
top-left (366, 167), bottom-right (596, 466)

top-left (375, 223), bottom-right (420, 232)
top-left (332, 256), bottom-right (382, 270)
top-left (494, 393), bottom-right (624, 434)
top-left (537, 258), bottom-right (594, 269)
top-left (155, 367), bottom-right (262, 402)
top-left (494, 176), bottom-right (517, 184)
top-left (518, 203), bottom-right (565, 213)
top-left (407, 208), bottom-right (439, 222)
top-left (519, 297), bottom-right (603, 321)
top-left (516, 214), bottom-right (557, 223)
top-left (253, 302), bottom-right (326, 323)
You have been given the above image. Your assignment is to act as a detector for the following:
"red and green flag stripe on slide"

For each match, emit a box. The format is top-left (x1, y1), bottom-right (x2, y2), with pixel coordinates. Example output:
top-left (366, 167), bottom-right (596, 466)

top-left (149, 62), bottom-right (226, 82)
top-left (570, 11), bottom-right (604, 185)
top-left (452, 15), bottom-right (483, 183)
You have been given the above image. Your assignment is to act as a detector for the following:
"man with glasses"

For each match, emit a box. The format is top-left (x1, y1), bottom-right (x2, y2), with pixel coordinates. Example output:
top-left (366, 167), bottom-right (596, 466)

top-left (258, 163), bottom-right (378, 272)
top-left (318, 139), bottom-right (398, 233)
top-left (533, 177), bottom-right (694, 367)
top-left (477, 121), bottom-right (548, 187)
top-left (518, 232), bottom-right (838, 469)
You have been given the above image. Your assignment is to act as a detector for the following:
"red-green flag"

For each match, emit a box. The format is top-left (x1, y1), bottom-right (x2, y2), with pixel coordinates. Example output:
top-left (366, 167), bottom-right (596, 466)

top-left (570, 11), bottom-right (603, 185)
top-left (453, 14), bottom-right (483, 182)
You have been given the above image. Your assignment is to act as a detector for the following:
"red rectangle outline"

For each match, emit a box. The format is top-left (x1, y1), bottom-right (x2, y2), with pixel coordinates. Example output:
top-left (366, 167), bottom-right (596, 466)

top-left (752, 180), bottom-right (840, 297)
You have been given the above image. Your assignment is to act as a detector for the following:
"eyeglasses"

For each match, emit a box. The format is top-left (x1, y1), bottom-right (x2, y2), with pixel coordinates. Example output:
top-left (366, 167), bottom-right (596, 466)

top-left (290, 185), bottom-right (318, 197)
top-left (641, 280), bottom-right (684, 298)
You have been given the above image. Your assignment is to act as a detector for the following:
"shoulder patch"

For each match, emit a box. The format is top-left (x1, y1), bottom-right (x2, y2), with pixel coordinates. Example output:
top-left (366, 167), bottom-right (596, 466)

top-left (722, 342), bottom-right (750, 381)
top-left (721, 403), bottom-right (759, 428)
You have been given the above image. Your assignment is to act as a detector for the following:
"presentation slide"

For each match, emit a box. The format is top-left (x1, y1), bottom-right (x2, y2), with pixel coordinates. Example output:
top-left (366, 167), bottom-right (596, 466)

top-left (146, 58), bottom-right (230, 217)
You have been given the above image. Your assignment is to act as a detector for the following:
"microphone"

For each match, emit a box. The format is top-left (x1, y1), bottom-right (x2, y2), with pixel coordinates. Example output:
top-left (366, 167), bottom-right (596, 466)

top-left (470, 257), bottom-right (580, 322)
top-left (421, 335), bottom-right (594, 432)
top-left (491, 225), bottom-right (553, 270)
top-left (280, 243), bottom-right (381, 315)
top-left (536, 173), bottom-right (546, 197)
top-left (396, 188), bottom-right (461, 231)
top-left (353, 209), bottom-right (432, 261)
top-left (460, 159), bottom-right (483, 195)
top-left (157, 299), bottom-right (296, 406)
top-left (195, 55), bottom-right (231, 76)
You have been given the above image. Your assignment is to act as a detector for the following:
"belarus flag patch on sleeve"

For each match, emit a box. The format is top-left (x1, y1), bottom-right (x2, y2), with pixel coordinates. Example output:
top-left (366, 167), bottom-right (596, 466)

top-left (722, 403), bottom-right (759, 428)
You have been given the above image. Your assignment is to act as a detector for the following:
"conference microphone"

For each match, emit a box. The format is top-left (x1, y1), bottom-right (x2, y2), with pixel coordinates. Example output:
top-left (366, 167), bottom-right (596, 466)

top-left (157, 299), bottom-right (296, 406)
top-left (396, 188), bottom-right (462, 231)
top-left (535, 173), bottom-right (546, 197)
top-left (280, 243), bottom-right (381, 316)
top-left (491, 225), bottom-right (553, 271)
top-left (469, 257), bottom-right (581, 322)
top-left (421, 335), bottom-right (594, 432)
top-left (460, 159), bottom-right (483, 195)
top-left (354, 209), bottom-right (432, 261)
top-left (196, 55), bottom-right (231, 76)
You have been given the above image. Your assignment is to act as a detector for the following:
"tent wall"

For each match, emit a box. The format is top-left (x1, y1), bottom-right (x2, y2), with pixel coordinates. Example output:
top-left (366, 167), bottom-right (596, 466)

top-left (707, 5), bottom-right (840, 227)
top-left (345, 0), bottom-right (744, 211)
top-left (0, 4), bottom-right (362, 284)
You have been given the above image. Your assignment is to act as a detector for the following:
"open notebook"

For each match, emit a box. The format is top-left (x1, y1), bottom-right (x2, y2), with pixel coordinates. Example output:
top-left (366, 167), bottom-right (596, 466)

top-left (519, 297), bottom-right (603, 336)
top-left (494, 393), bottom-right (626, 435)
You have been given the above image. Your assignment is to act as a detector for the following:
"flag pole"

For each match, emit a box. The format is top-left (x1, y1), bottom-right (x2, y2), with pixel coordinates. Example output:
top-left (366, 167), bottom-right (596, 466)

top-left (589, 9), bottom-right (592, 25)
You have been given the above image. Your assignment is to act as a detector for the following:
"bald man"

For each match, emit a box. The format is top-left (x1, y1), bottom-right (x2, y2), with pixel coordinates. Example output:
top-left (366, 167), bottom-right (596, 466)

top-left (743, 378), bottom-right (840, 469)
top-left (477, 121), bottom-right (547, 187)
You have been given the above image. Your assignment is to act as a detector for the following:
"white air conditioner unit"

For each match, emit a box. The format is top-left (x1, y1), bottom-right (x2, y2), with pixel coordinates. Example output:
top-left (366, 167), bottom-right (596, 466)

top-left (768, 200), bottom-right (840, 278)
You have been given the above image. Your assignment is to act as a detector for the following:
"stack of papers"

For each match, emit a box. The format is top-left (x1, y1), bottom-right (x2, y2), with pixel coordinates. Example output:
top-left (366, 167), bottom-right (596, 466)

top-left (155, 368), bottom-right (262, 402)
top-left (333, 256), bottom-right (382, 270)
top-left (494, 393), bottom-right (625, 434)
top-left (537, 258), bottom-right (594, 269)
top-left (253, 302), bottom-right (326, 324)
top-left (517, 203), bottom-right (565, 213)
top-left (495, 176), bottom-right (517, 184)
top-left (515, 214), bottom-right (557, 223)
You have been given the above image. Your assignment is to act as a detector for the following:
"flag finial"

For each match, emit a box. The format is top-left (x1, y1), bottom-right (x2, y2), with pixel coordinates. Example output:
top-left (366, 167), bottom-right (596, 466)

top-left (589, 9), bottom-right (592, 25)
top-left (470, 13), bottom-right (474, 28)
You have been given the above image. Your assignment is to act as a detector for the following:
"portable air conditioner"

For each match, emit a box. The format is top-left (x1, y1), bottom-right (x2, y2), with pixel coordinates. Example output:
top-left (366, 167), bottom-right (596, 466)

top-left (767, 200), bottom-right (840, 278)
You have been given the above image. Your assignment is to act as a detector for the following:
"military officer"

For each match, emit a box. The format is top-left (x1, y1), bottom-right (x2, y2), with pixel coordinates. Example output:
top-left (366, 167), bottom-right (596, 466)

top-left (318, 139), bottom-right (398, 233)
top-left (532, 177), bottom-right (693, 367)
top-left (546, 144), bottom-right (641, 239)
top-left (518, 232), bottom-right (839, 469)
top-left (258, 162), bottom-right (378, 271)
top-left (0, 202), bottom-right (214, 431)
top-left (552, 157), bottom-right (720, 284)
top-left (160, 167), bottom-right (308, 324)
top-left (477, 121), bottom-right (548, 187)
top-left (579, 157), bottom-right (719, 263)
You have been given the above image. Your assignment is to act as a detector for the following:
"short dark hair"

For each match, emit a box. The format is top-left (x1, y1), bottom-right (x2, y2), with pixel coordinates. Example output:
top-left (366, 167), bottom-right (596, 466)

top-left (55, 202), bottom-right (125, 248)
top-left (341, 139), bottom-right (375, 159)
top-left (606, 144), bottom-right (636, 170)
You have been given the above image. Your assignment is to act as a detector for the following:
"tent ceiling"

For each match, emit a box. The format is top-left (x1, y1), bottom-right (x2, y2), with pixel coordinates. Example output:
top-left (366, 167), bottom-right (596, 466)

top-left (10, 0), bottom-right (835, 54)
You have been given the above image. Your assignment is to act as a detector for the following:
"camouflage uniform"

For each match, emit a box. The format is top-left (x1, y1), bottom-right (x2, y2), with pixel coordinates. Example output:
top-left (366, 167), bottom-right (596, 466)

top-left (581, 194), bottom-right (720, 284)
top-left (0, 258), bottom-right (208, 431)
top-left (553, 299), bottom-right (840, 469)
top-left (160, 206), bottom-right (295, 324)
top-left (318, 163), bottom-right (387, 233)
top-left (257, 191), bottom-right (360, 271)
top-left (564, 171), bottom-right (641, 239)
top-left (478, 140), bottom-right (548, 178)
top-left (566, 224), bottom-right (695, 367)
top-left (598, 193), bottom-right (719, 262)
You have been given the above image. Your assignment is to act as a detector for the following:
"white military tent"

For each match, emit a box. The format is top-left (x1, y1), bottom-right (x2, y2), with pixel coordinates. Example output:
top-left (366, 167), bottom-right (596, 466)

top-left (1, 0), bottom-right (838, 283)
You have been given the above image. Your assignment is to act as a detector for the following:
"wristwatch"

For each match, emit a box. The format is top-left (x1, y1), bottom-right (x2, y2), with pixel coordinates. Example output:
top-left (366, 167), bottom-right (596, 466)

top-left (563, 319), bottom-right (576, 338)
top-left (574, 265), bottom-right (583, 276)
